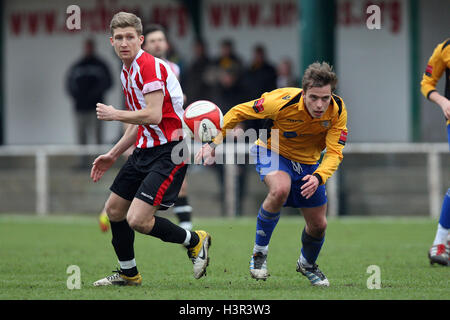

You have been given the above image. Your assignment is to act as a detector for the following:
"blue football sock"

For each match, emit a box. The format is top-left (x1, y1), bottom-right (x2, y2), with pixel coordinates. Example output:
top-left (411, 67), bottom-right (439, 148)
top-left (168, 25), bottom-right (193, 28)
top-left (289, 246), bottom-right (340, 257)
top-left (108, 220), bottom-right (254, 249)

top-left (438, 188), bottom-right (450, 229)
top-left (300, 227), bottom-right (324, 265)
top-left (254, 206), bottom-right (280, 248)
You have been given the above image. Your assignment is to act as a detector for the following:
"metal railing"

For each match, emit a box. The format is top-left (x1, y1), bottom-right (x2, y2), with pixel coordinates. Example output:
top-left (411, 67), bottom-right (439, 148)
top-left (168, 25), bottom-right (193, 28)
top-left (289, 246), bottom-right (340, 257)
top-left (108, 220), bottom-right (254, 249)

top-left (0, 142), bottom-right (447, 217)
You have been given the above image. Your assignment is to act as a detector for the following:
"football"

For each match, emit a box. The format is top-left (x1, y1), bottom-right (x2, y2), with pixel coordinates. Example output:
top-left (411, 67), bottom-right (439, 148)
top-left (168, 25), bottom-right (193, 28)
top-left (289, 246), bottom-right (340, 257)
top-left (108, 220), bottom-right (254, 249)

top-left (183, 100), bottom-right (223, 142)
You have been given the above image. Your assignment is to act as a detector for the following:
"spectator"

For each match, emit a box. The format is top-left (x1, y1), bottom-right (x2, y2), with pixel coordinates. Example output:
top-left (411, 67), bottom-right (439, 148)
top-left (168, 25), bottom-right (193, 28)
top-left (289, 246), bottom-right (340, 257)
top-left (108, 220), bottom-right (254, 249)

top-left (277, 58), bottom-right (299, 88)
top-left (216, 39), bottom-right (243, 77)
top-left (241, 44), bottom-right (277, 133)
top-left (212, 40), bottom-right (246, 216)
top-left (243, 44), bottom-right (277, 100)
top-left (66, 38), bottom-right (112, 146)
top-left (183, 38), bottom-right (215, 105)
top-left (212, 39), bottom-right (245, 116)
top-left (213, 66), bottom-right (247, 216)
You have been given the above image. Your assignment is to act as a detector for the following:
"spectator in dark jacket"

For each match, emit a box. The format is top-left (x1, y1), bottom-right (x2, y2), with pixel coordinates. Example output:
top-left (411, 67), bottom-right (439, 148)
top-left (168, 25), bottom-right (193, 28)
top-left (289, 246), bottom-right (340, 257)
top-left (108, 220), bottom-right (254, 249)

top-left (183, 38), bottom-right (215, 105)
top-left (241, 44), bottom-right (277, 132)
top-left (66, 38), bottom-right (112, 146)
top-left (244, 44), bottom-right (277, 98)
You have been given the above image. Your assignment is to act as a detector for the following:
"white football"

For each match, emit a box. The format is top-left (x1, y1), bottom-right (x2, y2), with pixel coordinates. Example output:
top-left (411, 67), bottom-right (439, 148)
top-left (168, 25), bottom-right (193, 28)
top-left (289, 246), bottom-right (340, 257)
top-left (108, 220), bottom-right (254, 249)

top-left (183, 100), bottom-right (223, 142)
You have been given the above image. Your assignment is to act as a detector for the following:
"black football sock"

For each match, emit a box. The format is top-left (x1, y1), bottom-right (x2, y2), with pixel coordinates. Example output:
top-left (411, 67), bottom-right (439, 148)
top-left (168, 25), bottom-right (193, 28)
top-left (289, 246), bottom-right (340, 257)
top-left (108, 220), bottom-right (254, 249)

top-left (187, 231), bottom-right (200, 249)
top-left (148, 216), bottom-right (199, 247)
top-left (173, 196), bottom-right (192, 226)
top-left (110, 219), bottom-right (138, 277)
top-left (120, 266), bottom-right (138, 278)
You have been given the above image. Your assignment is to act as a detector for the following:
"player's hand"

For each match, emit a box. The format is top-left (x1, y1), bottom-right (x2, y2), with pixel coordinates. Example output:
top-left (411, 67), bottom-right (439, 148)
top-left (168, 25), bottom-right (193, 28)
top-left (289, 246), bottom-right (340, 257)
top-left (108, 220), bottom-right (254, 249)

top-left (91, 153), bottom-right (116, 182)
top-left (230, 123), bottom-right (245, 138)
top-left (195, 143), bottom-right (216, 166)
top-left (300, 174), bottom-right (319, 199)
top-left (439, 99), bottom-right (450, 120)
top-left (96, 103), bottom-right (117, 121)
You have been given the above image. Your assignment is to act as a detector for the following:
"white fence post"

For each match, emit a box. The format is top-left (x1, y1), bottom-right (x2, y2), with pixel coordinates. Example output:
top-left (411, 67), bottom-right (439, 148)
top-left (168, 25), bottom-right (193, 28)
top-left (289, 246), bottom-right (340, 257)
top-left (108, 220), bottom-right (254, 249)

top-left (224, 164), bottom-right (237, 218)
top-left (35, 150), bottom-right (48, 216)
top-left (327, 171), bottom-right (339, 217)
top-left (427, 151), bottom-right (441, 219)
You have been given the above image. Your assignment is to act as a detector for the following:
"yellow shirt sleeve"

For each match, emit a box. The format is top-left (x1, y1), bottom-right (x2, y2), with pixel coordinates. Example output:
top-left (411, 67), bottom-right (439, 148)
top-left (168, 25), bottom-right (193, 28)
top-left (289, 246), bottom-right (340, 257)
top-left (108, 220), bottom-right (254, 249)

top-left (444, 44), bottom-right (450, 67)
top-left (421, 40), bottom-right (449, 99)
top-left (212, 89), bottom-right (286, 145)
top-left (313, 101), bottom-right (348, 185)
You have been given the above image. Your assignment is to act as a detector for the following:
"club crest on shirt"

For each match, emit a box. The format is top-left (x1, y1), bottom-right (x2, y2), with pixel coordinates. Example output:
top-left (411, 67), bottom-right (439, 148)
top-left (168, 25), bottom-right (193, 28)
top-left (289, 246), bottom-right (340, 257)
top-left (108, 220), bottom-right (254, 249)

top-left (338, 130), bottom-right (348, 145)
top-left (425, 64), bottom-right (433, 77)
top-left (321, 120), bottom-right (330, 128)
top-left (253, 98), bottom-right (264, 113)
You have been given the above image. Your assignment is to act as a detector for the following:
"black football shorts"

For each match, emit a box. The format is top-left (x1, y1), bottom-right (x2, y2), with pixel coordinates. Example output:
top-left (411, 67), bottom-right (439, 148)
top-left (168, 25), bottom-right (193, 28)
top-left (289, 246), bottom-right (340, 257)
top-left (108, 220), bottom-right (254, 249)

top-left (110, 140), bottom-right (188, 210)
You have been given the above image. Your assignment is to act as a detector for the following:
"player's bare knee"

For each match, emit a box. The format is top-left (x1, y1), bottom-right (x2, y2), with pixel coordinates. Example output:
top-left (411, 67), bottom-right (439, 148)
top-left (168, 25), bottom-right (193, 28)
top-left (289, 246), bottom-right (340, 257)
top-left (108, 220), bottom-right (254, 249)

top-left (126, 214), bottom-right (141, 231)
top-left (105, 202), bottom-right (127, 222)
top-left (126, 213), bottom-right (153, 234)
top-left (268, 185), bottom-right (290, 204)
top-left (317, 220), bottom-right (328, 234)
top-left (309, 218), bottom-right (327, 236)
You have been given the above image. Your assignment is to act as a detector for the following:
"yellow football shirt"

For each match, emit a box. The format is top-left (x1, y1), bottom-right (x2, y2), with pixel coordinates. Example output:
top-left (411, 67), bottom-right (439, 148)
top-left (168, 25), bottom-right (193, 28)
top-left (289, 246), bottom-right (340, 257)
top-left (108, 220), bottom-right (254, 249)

top-left (214, 87), bottom-right (348, 185)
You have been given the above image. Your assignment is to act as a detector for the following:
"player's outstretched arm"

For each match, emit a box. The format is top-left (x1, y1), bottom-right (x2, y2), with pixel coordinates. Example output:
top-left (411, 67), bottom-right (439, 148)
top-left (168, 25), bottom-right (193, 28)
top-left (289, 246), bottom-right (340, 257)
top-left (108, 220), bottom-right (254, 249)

top-left (91, 153), bottom-right (115, 182)
top-left (91, 124), bottom-right (138, 182)
top-left (96, 90), bottom-right (164, 125)
top-left (420, 40), bottom-right (450, 118)
top-left (429, 91), bottom-right (450, 120)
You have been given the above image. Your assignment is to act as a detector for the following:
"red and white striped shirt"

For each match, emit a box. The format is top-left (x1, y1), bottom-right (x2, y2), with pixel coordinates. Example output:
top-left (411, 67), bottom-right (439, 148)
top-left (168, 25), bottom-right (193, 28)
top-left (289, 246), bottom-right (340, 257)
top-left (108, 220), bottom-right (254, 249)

top-left (120, 49), bottom-right (185, 148)
top-left (165, 59), bottom-right (180, 80)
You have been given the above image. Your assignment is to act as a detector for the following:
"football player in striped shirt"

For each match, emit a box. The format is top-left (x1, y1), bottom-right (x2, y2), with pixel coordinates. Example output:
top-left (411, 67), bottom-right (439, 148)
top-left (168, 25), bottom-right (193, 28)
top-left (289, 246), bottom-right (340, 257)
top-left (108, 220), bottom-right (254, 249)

top-left (196, 62), bottom-right (348, 286)
top-left (142, 24), bottom-right (194, 232)
top-left (91, 12), bottom-right (211, 286)
top-left (421, 38), bottom-right (450, 266)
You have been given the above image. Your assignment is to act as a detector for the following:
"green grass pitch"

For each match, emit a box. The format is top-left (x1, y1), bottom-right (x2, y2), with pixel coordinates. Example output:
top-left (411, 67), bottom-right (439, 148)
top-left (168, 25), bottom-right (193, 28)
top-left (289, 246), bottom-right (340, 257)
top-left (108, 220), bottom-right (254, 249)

top-left (0, 214), bottom-right (448, 300)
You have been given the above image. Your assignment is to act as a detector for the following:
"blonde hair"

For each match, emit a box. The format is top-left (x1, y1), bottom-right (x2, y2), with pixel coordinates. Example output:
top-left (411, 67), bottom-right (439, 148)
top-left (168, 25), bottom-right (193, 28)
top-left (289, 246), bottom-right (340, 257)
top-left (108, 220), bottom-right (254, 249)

top-left (110, 12), bottom-right (143, 36)
top-left (302, 62), bottom-right (337, 92)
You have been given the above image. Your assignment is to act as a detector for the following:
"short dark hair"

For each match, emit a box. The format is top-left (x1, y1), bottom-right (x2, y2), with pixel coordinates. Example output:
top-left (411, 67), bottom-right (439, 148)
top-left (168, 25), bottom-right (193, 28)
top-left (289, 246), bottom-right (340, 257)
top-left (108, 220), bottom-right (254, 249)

top-left (302, 62), bottom-right (337, 92)
top-left (143, 24), bottom-right (166, 37)
top-left (254, 44), bottom-right (265, 53)
top-left (221, 39), bottom-right (233, 48)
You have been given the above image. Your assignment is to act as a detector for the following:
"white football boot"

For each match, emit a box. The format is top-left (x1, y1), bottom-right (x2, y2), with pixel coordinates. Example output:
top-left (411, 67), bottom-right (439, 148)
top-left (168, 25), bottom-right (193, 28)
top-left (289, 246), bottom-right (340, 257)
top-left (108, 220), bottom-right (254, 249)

top-left (250, 252), bottom-right (270, 280)
top-left (296, 260), bottom-right (330, 287)
top-left (93, 269), bottom-right (142, 286)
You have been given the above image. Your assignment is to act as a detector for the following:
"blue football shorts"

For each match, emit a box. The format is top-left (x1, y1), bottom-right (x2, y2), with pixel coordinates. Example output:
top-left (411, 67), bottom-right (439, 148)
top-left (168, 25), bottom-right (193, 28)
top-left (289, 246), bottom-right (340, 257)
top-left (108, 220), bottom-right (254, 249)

top-left (250, 145), bottom-right (327, 208)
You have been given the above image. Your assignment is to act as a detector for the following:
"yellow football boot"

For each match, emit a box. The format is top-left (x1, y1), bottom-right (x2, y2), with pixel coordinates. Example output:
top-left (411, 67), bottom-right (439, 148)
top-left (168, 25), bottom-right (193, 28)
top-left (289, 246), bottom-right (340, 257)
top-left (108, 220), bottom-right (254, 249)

top-left (187, 230), bottom-right (211, 279)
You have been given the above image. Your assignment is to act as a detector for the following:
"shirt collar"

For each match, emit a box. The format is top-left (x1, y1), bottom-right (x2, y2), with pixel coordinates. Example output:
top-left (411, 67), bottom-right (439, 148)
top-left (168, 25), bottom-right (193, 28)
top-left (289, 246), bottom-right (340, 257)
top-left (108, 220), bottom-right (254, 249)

top-left (122, 49), bottom-right (145, 72)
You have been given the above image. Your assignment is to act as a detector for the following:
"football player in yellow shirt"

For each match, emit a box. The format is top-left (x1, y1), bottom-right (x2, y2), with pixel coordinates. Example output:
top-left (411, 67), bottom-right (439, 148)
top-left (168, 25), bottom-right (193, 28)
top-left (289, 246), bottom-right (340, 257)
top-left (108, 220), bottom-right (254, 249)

top-left (421, 38), bottom-right (450, 266)
top-left (196, 62), bottom-right (348, 286)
